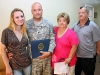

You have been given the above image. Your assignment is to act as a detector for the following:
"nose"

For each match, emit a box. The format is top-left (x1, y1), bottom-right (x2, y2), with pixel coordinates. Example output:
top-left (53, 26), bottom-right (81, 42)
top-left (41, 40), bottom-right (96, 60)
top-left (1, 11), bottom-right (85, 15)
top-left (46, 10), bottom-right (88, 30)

top-left (36, 10), bottom-right (40, 14)
top-left (36, 11), bottom-right (39, 14)
top-left (19, 17), bottom-right (23, 20)
top-left (60, 22), bottom-right (63, 24)
top-left (79, 13), bottom-right (83, 16)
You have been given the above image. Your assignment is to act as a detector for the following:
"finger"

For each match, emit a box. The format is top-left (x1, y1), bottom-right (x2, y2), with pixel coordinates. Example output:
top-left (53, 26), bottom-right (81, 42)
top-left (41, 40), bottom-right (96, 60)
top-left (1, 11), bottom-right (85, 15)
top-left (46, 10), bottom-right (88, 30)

top-left (40, 51), bottom-right (44, 53)
top-left (11, 72), bottom-right (13, 75)
top-left (38, 56), bottom-right (43, 58)
top-left (39, 55), bottom-right (45, 59)
top-left (6, 49), bottom-right (8, 52)
top-left (6, 73), bottom-right (11, 75)
top-left (64, 61), bottom-right (67, 64)
top-left (9, 57), bottom-right (12, 60)
top-left (9, 53), bottom-right (13, 56)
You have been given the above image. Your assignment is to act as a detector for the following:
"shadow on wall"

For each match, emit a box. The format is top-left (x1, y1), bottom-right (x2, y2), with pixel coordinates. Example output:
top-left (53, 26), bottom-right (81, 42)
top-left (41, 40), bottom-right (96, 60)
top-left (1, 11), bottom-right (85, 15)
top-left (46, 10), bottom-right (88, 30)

top-left (0, 42), bottom-right (6, 75)
top-left (0, 42), bottom-right (1, 54)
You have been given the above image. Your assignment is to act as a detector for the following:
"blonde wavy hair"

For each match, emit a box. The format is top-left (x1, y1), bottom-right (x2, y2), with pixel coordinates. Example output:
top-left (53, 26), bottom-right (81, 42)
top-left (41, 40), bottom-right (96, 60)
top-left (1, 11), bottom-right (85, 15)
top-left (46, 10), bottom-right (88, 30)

top-left (57, 12), bottom-right (70, 24)
top-left (8, 8), bottom-right (27, 37)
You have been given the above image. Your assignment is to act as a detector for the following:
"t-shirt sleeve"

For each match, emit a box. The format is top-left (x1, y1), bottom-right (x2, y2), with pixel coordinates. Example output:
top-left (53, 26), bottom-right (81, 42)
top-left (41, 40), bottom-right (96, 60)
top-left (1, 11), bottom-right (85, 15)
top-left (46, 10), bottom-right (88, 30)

top-left (1, 29), bottom-right (8, 46)
top-left (92, 24), bottom-right (100, 42)
top-left (69, 31), bottom-right (79, 46)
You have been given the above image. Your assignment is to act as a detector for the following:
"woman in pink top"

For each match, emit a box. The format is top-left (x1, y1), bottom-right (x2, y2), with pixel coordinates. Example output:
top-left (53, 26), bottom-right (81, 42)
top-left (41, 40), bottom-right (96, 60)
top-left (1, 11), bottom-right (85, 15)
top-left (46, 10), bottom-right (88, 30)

top-left (52, 12), bottom-right (79, 75)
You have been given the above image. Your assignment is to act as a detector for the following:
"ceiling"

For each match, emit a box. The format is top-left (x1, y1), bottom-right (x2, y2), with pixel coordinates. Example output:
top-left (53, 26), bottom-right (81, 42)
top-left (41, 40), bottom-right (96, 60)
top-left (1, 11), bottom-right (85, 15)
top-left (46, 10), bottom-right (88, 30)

top-left (81, 0), bottom-right (100, 6)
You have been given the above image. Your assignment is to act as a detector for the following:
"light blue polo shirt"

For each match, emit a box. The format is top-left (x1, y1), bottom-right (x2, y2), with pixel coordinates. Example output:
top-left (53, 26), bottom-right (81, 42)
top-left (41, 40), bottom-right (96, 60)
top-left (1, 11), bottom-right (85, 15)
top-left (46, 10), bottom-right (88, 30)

top-left (72, 19), bottom-right (100, 58)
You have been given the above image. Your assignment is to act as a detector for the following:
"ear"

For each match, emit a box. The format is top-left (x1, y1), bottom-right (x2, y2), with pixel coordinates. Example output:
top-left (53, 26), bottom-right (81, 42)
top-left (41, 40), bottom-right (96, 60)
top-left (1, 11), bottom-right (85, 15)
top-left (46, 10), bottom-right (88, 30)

top-left (41, 9), bottom-right (43, 13)
top-left (87, 11), bottom-right (89, 16)
top-left (31, 10), bottom-right (33, 14)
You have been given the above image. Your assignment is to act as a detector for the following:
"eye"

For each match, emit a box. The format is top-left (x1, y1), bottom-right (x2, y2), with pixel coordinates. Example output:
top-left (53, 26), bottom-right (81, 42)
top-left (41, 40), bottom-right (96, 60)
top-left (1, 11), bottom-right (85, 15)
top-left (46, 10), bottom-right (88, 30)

top-left (21, 15), bottom-right (24, 18)
top-left (79, 12), bottom-right (81, 14)
top-left (38, 9), bottom-right (41, 11)
top-left (33, 9), bottom-right (36, 11)
top-left (16, 16), bottom-right (19, 19)
top-left (63, 19), bottom-right (66, 22)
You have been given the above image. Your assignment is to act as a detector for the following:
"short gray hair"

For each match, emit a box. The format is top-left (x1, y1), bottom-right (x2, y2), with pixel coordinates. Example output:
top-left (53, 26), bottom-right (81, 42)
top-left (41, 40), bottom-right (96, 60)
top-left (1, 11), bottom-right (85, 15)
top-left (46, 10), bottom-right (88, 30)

top-left (80, 6), bottom-right (89, 13)
top-left (57, 12), bottom-right (70, 24)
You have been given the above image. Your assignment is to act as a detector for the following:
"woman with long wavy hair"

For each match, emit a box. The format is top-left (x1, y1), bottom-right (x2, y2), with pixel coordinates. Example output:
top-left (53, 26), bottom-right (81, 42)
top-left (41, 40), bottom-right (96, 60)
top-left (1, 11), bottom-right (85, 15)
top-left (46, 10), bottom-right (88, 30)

top-left (1, 8), bottom-right (31, 75)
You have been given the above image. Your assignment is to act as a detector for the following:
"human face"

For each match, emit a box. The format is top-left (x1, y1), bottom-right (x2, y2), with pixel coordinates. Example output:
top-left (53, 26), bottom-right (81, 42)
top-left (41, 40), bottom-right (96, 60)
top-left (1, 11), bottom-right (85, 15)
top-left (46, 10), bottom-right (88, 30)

top-left (13, 11), bottom-right (24, 26)
top-left (58, 17), bottom-right (68, 28)
top-left (78, 8), bottom-right (89, 21)
top-left (31, 3), bottom-right (43, 20)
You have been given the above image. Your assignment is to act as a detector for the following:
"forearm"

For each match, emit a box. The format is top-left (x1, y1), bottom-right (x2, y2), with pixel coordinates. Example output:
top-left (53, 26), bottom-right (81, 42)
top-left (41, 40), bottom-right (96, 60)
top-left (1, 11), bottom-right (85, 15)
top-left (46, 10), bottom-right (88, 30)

top-left (68, 44), bottom-right (78, 59)
top-left (1, 44), bottom-right (10, 68)
top-left (96, 40), bottom-right (100, 55)
top-left (65, 44), bottom-right (78, 64)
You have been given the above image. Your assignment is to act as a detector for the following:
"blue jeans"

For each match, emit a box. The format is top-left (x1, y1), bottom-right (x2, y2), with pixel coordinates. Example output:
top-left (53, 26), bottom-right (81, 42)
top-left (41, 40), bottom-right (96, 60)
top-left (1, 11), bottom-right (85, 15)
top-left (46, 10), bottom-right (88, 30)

top-left (13, 65), bottom-right (31, 75)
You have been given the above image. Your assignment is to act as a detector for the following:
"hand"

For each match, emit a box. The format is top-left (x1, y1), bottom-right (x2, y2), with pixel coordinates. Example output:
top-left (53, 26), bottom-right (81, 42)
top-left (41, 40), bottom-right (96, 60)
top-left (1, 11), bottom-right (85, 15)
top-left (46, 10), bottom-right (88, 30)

top-left (38, 51), bottom-right (51, 59)
top-left (6, 66), bottom-right (13, 75)
top-left (7, 53), bottom-right (13, 60)
top-left (97, 49), bottom-right (100, 55)
top-left (64, 58), bottom-right (71, 65)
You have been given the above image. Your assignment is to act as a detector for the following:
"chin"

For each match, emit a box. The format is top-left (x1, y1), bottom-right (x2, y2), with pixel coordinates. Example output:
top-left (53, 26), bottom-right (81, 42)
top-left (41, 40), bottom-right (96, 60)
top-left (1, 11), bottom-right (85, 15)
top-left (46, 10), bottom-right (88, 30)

top-left (19, 24), bottom-right (23, 26)
top-left (34, 17), bottom-right (41, 19)
top-left (79, 18), bottom-right (83, 20)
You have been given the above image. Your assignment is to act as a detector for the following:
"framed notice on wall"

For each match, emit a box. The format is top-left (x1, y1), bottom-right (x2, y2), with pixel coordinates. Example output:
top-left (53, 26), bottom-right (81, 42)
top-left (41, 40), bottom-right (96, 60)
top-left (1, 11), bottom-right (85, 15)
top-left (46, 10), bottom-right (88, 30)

top-left (85, 4), bottom-right (94, 21)
top-left (94, 12), bottom-right (97, 18)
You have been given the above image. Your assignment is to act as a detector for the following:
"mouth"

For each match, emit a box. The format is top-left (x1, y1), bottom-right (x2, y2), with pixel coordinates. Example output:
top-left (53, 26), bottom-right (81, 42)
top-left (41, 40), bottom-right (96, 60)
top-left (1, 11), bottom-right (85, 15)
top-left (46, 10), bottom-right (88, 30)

top-left (20, 20), bottom-right (24, 23)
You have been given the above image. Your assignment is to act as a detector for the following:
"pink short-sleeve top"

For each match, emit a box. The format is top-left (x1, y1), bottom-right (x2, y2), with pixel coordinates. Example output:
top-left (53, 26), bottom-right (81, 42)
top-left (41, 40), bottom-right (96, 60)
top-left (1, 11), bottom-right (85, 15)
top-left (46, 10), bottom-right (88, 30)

top-left (52, 27), bottom-right (79, 67)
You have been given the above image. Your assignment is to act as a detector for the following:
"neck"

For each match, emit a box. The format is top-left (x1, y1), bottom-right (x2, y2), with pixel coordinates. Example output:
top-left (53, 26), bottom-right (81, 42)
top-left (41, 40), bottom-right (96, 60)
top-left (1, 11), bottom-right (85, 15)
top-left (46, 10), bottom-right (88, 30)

top-left (58, 27), bottom-right (67, 31)
top-left (80, 18), bottom-right (88, 26)
top-left (57, 27), bottom-right (68, 37)
top-left (33, 17), bottom-right (42, 22)
top-left (15, 25), bottom-right (22, 31)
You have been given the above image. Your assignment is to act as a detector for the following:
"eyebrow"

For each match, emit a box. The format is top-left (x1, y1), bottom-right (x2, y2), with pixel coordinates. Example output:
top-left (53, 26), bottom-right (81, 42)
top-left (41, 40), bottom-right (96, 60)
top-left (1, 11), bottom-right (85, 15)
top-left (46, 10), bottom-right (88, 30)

top-left (80, 6), bottom-right (84, 9)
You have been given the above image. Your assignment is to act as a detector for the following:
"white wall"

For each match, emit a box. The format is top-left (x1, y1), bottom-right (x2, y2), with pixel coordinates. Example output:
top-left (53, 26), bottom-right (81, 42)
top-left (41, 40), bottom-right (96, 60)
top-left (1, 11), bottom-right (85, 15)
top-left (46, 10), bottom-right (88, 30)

top-left (0, 0), bottom-right (84, 38)
top-left (1, 0), bottom-right (100, 53)
top-left (94, 4), bottom-right (100, 27)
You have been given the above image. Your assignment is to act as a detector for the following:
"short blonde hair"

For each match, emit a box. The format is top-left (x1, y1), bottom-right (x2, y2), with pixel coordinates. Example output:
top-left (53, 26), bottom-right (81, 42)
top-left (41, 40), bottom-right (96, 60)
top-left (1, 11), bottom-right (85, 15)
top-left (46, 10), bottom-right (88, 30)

top-left (8, 8), bottom-right (27, 37)
top-left (57, 12), bottom-right (70, 24)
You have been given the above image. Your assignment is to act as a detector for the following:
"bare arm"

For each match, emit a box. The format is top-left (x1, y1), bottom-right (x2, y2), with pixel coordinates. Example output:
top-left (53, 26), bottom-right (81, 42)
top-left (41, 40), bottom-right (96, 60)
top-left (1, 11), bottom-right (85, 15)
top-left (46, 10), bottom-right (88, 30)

top-left (96, 40), bottom-right (100, 55)
top-left (65, 44), bottom-right (78, 64)
top-left (1, 43), bottom-right (13, 75)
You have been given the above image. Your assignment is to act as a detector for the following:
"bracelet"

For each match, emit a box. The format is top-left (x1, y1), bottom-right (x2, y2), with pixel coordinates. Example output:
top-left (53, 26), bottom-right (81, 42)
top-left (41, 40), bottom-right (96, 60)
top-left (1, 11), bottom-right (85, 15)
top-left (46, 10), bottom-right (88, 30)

top-left (67, 58), bottom-right (72, 60)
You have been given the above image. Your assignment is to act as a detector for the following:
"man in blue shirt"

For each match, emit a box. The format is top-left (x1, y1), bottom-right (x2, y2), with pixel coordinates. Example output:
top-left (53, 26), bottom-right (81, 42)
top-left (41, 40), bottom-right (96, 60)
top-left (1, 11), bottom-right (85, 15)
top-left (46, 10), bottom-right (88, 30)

top-left (72, 7), bottom-right (100, 75)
